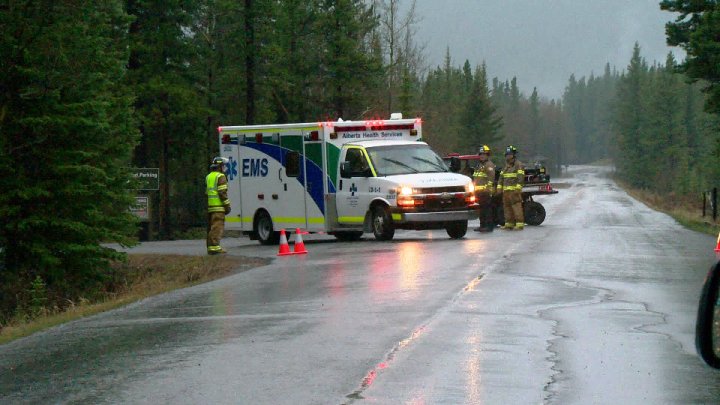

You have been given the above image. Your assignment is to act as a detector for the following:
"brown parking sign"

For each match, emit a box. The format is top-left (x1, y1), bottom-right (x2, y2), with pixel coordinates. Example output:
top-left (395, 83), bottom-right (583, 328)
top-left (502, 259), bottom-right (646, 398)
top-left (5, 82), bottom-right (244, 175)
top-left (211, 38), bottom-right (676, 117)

top-left (130, 196), bottom-right (150, 222)
top-left (131, 168), bottom-right (160, 190)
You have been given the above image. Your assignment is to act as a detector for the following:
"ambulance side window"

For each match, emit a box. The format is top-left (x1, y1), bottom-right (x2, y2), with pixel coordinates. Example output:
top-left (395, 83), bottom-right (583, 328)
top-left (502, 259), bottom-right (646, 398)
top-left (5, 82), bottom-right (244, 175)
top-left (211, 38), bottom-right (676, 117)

top-left (346, 149), bottom-right (369, 176)
top-left (285, 151), bottom-right (300, 177)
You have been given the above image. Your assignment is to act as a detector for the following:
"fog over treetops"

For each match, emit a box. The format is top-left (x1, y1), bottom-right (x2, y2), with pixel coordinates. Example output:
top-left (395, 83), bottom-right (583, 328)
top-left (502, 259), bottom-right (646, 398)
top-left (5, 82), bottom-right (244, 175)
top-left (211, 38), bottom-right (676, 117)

top-left (407, 0), bottom-right (682, 99)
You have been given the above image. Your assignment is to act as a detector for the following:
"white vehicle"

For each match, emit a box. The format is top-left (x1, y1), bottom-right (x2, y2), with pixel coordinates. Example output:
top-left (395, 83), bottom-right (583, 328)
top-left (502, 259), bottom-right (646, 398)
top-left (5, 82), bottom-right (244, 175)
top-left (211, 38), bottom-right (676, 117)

top-left (217, 114), bottom-right (477, 244)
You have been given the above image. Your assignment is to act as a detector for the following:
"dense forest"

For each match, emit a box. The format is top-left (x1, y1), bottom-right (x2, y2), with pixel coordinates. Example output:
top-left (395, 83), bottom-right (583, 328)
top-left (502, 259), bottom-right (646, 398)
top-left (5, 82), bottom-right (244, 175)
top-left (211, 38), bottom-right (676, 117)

top-left (1, 0), bottom-right (719, 321)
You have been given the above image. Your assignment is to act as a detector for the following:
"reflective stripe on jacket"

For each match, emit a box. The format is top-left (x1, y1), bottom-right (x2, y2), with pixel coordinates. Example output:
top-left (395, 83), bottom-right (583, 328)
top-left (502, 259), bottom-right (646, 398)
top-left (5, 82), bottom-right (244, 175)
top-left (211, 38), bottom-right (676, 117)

top-left (472, 160), bottom-right (495, 194)
top-left (497, 160), bottom-right (525, 192)
top-left (206, 171), bottom-right (229, 213)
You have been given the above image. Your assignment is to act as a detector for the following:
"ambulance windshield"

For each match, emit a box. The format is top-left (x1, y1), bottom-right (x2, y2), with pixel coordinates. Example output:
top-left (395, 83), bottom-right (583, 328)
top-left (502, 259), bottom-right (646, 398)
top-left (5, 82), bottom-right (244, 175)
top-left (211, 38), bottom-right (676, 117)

top-left (367, 144), bottom-right (449, 176)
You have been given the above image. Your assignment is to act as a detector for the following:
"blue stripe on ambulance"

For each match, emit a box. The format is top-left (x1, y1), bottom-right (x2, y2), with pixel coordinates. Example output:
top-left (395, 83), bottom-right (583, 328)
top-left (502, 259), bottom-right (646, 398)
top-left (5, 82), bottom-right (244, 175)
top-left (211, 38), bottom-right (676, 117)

top-left (243, 143), bottom-right (335, 214)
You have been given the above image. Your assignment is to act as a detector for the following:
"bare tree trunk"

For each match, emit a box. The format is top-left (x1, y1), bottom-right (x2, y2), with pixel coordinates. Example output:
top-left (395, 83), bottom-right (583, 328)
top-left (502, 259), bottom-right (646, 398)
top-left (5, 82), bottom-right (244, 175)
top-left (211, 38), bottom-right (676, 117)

top-left (159, 122), bottom-right (171, 239)
top-left (245, 0), bottom-right (255, 124)
top-left (387, 0), bottom-right (396, 113)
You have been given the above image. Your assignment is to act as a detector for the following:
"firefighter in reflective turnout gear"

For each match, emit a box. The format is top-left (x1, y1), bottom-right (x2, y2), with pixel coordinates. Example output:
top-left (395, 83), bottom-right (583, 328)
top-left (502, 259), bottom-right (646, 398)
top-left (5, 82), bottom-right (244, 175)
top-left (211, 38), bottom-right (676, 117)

top-left (472, 145), bottom-right (496, 232)
top-left (497, 145), bottom-right (525, 230)
top-left (206, 157), bottom-right (231, 254)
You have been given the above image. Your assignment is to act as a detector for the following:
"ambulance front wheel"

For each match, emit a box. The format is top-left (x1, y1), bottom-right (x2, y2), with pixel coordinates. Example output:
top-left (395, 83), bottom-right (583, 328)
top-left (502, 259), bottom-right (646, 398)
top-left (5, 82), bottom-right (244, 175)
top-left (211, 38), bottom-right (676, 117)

top-left (255, 210), bottom-right (280, 245)
top-left (371, 205), bottom-right (395, 241)
top-left (445, 221), bottom-right (468, 239)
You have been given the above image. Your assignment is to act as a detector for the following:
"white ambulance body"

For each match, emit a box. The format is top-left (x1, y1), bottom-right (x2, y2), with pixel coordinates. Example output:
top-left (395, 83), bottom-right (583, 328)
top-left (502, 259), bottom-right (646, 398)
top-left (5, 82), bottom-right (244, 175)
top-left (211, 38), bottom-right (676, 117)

top-left (218, 114), bottom-right (477, 244)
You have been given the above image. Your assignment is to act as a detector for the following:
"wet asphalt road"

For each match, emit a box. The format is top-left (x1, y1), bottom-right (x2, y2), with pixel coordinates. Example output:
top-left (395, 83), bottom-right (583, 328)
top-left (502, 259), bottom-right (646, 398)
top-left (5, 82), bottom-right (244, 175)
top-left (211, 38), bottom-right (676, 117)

top-left (2, 166), bottom-right (720, 404)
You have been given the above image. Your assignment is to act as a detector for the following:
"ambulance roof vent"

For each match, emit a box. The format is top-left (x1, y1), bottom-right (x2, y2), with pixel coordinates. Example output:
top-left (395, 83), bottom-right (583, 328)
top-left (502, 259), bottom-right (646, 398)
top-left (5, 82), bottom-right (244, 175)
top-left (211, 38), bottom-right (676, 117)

top-left (390, 112), bottom-right (403, 120)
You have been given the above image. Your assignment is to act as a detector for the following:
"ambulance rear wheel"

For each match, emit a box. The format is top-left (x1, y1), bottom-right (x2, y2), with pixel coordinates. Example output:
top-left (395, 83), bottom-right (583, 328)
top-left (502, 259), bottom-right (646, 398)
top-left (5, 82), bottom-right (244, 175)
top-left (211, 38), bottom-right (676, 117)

top-left (255, 211), bottom-right (279, 245)
top-left (445, 221), bottom-right (468, 239)
top-left (371, 205), bottom-right (395, 241)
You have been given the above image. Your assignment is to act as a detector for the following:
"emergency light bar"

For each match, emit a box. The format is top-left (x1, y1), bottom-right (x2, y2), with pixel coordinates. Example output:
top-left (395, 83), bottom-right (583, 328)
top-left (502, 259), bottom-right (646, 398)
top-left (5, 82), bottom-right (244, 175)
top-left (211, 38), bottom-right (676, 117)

top-left (333, 123), bottom-right (417, 132)
top-left (369, 124), bottom-right (414, 131)
top-left (334, 126), bottom-right (366, 133)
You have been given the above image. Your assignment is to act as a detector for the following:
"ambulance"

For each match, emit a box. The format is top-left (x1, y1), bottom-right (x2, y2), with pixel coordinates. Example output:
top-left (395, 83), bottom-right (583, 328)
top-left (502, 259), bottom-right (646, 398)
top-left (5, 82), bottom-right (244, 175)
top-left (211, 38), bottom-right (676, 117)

top-left (217, 113), bottom-right (477, 244)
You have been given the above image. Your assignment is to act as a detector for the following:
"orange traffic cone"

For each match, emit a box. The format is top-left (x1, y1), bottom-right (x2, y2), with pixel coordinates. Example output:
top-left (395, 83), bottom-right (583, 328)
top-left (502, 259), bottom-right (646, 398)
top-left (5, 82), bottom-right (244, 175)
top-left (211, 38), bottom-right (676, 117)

top-left (714, 231), bottom-right (720, 253)
top-left (277, 229), bottom-right (292, 256)
top-left (292, 228), bottom-right (308, 254)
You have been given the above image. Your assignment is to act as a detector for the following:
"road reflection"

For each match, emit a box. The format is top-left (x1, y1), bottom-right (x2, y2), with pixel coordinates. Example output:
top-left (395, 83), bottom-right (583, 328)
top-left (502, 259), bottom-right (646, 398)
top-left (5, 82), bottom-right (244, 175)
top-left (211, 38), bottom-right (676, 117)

top-left (461, 238), bottom-right (486, 256)
top-left (369, 242), bottom-right (424, 301)
top-left (211, 287), bottom-right (237, 342)
top-left (398, 242), bottom-right (422, 296)
top-left (466, 333), bottom-right (484, 404)
top-left (327, 262), bottom-right (346, 299)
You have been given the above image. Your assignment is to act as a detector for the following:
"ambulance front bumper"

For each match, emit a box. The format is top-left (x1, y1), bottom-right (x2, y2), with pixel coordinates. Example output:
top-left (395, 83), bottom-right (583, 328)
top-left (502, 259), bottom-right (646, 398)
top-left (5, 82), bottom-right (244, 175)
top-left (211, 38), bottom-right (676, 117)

top-left (393, 209), bottom-right (476, 223)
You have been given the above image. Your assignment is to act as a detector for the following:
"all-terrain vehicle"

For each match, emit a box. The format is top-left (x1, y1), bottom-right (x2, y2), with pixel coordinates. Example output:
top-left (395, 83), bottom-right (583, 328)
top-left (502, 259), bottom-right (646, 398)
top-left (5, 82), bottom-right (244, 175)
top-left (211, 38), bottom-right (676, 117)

top-left (445, 153), bottom-right (558, 225)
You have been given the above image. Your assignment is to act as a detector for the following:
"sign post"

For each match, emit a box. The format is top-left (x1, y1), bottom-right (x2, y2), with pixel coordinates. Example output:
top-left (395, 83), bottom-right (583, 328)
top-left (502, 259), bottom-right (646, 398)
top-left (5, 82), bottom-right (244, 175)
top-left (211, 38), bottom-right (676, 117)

top-left (130, 168), bottom-right (159, 241)
top-left (130, 196), bottom-right (150, 222)
top-left (131, 168), bottom-right (160, 191)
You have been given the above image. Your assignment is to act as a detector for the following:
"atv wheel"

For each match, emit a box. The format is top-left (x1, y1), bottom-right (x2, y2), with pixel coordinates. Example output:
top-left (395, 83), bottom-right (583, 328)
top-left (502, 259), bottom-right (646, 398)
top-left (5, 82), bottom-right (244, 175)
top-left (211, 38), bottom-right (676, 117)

top-left (524, 201), bottom-right (546, 226)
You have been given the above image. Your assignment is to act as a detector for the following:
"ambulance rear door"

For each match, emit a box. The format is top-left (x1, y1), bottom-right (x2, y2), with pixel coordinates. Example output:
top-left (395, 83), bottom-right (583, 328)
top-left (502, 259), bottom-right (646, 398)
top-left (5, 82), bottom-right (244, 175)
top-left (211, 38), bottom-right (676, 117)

top-left (219, 131), bottom-right (243, 230)
top-left (301, 129), bottom-right (326, 232)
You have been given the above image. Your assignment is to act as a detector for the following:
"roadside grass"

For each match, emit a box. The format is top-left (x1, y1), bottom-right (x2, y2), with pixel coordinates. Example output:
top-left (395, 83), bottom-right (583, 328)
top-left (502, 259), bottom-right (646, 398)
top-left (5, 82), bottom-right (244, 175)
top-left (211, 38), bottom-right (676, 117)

top-left (158, 227), bottom-right (244, 240)
top-left (616, 179), bottom-right (720, 236)
top-left (0, 254), bottom-right (270, 345)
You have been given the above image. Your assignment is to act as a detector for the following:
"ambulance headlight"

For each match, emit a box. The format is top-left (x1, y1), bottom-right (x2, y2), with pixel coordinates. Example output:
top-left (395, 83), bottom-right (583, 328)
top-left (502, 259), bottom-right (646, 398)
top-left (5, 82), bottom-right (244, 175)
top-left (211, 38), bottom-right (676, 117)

top-left (465, 181), bottom-right (474, 193)
top-left (399, 186), bottom-right (414, 196)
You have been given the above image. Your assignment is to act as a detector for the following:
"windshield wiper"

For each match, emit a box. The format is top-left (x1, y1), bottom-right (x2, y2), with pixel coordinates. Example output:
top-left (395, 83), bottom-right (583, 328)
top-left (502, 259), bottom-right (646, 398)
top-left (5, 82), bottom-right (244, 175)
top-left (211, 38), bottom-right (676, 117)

top-left (412, 156), bottom-right (447, 172)
top-left (382, 158), bottom-right (419, 173)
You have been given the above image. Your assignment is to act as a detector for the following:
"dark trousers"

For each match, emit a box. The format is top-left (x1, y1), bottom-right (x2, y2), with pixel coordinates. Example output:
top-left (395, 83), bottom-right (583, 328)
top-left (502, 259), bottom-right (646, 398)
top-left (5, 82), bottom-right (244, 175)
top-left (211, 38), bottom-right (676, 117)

top-left (477, 192), bottom-right (494, 230)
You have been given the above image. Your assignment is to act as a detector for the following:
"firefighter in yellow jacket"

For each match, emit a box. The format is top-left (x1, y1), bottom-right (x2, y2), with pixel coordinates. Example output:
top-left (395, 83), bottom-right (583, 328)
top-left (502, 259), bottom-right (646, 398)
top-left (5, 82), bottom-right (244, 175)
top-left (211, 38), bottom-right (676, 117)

top-left (497, 145), bottom-right (525, 230)
top-left (207, 157), bottom-right (231, 254)
top-left (472, 145), bottom-right (496, 232)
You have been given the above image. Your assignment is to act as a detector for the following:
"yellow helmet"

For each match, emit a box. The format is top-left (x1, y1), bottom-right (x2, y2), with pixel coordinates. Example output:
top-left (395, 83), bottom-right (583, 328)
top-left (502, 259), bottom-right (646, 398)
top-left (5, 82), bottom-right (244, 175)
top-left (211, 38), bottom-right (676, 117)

top-left (478, 145), bottom-right (491, 155)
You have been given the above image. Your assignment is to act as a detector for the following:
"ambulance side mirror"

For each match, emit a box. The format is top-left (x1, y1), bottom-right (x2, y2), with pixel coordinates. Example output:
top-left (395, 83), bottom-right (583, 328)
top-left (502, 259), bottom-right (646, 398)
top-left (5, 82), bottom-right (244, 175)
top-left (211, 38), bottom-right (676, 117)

top-left (340, 162), bottom-right (351, 179)
top-left (696, 260), bottom-right (720, 368)
top-left (449, 157), bottom-right (461, 173)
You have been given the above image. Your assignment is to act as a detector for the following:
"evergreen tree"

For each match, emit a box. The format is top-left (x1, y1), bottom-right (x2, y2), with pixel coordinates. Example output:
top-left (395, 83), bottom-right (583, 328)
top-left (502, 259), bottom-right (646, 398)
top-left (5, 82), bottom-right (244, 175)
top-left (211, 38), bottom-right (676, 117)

top-left (0, 1), bottom-right (138, 318)
top-left (528, 87), bottom-right (540, 157)
top-left (317, 0), bottom-right (383, 119)
top-left (265, 0), bottom-right (322, 122)
top-left (460, 64), bottom-right (503, 151)
top-left (127, 0), bottom-right (210, 238)
top-left (510, 77), bottom-right (520, 111)
top-left (662, 1), bottom-right (720, 113)
top-left (614, 43), bottom-right (647, 187)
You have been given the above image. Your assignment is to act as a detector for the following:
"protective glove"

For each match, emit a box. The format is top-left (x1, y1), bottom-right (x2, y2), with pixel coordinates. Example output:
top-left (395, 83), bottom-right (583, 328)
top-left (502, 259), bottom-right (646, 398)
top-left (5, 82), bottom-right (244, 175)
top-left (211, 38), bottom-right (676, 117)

top-left (224, 205), bottom-right (231, 215)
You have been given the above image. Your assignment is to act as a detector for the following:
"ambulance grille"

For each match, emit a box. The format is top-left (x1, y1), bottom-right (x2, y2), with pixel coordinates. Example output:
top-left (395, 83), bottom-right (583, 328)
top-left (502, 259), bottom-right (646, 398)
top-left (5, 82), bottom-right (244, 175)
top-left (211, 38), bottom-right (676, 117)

top-left (420, 197), bottom-right (467, 211)
top-left (416, 186), bottom-right (468, 211)
top-left (418, 186), bottom-right (465, 194)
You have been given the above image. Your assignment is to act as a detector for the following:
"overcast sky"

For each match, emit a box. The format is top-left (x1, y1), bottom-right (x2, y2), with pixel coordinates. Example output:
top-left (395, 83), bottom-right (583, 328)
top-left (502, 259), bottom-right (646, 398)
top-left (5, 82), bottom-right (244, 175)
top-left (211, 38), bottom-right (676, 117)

top-left (406, 0), bottom-right (683, 100)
